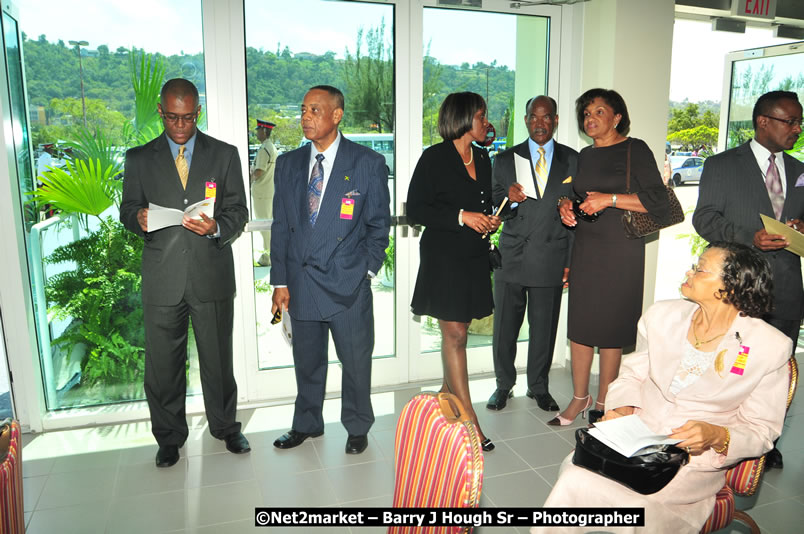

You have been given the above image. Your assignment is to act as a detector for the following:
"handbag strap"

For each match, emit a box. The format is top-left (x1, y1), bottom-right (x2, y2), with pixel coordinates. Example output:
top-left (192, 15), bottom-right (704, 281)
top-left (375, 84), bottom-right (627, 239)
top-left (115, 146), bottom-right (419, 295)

top-left (625, 138), bottom-right (632, 193)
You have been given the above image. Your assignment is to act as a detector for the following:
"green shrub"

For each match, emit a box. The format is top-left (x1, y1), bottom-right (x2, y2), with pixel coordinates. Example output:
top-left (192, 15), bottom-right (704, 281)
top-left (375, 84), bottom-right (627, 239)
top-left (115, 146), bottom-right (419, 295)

top-left (46, 217), bottom-right (145, 386)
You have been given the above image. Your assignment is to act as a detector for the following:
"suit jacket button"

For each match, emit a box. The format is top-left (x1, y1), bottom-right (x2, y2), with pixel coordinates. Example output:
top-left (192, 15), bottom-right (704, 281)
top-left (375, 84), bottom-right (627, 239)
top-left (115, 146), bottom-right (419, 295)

top-left (183, 198), bottom-right (189, 205)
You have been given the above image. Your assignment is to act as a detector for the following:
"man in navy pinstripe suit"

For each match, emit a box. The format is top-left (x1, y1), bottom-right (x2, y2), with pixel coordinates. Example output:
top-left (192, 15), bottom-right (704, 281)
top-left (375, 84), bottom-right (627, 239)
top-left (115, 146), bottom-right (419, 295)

top-left (270, 85), bottom-right (391, 454)
top-left (694, 90), bottom-right (804, 469)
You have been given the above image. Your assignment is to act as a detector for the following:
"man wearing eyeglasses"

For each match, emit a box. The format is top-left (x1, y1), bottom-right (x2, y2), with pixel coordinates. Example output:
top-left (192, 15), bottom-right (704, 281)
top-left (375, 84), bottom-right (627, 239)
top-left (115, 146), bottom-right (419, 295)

top-left (120, 78), bottom-right (250, 468)
top-left (694, 90), bottom-right (804, 470)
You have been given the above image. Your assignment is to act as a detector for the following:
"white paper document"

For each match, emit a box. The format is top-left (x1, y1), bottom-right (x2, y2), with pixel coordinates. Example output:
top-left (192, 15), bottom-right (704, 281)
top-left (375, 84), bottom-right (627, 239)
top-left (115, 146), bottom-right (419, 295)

top-left (588, 414), bottom-right (681, 457)
top-left (280, 310), bottom-right (293, 347)
top-left (147, 198), bottom-right (215, 232)
top-left (513, 153), bottom-right (539, 199)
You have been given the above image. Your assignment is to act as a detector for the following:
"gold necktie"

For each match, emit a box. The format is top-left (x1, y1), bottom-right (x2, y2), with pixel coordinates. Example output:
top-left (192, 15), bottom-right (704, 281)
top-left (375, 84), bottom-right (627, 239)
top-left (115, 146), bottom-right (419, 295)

top-left (176, 145), bottom-right (189, 189)
top-left (535, 147), bottom-right (547, 196)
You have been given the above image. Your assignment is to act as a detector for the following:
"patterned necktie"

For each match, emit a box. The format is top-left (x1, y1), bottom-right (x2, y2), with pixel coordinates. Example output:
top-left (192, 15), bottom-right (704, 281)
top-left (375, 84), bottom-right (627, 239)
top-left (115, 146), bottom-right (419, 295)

top-left (307, 154), bottom-right (325, 225)
top-left (175, 145), bottom-right (189, 190)
top-left (535, 147), bottom-right (547, 197)
top-left (766, 154), bottom-right (785, 220)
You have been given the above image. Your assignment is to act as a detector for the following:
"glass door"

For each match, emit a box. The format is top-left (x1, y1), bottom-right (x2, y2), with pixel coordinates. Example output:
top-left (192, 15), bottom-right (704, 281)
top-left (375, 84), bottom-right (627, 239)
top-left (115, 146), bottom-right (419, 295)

top-left (240, 0), bottom-right (405, 401)
top-left (407, 2), bottom-right (558, 381)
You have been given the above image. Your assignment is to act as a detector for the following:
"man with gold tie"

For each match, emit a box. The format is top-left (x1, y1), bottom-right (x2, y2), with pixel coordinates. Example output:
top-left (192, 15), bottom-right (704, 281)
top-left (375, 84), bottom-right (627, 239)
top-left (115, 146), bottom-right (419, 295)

top-left (120, 79), bottom-right (250, 468)
top-left (486, 95), bottom-right (578, 413)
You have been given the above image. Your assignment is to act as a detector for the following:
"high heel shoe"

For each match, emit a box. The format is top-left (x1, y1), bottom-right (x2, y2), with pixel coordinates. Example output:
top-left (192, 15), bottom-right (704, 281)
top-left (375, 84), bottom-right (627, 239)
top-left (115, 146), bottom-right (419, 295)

top-left (547, 395), bottom-right (593, 426)
top-left (481, 438), bottom-right (495, 452)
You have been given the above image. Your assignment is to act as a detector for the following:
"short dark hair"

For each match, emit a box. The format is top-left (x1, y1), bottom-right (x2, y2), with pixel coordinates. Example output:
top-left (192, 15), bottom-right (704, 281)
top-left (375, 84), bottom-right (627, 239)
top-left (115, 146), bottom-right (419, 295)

top-left (707, 241), bottom-right (773, 318)
top-left (438, 92), bottom-right (486, 141)
top-left (309, 85), bottom-right (345, 111)
top-left (525, 95), bottom-right (557, 116)
top-left (575, 88), bottom-right (630, 135)
top-left (752, 90), bottom-right (799, 129)
top-left (160, 78), bottom-right (199, 107)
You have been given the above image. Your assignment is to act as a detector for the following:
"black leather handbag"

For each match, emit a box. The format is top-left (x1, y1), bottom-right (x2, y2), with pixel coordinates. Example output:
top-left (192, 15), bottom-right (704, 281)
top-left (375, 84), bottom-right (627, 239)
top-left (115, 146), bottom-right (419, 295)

top-left (572, 428), bottom-right (689, 495)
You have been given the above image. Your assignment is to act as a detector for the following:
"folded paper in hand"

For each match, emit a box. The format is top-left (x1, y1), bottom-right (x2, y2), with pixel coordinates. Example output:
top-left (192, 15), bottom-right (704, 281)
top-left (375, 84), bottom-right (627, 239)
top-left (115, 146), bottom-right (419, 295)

top-left (760, 213), bottom-right (804, 257)
top-left (280, 309), bottom-right (292, 347)
top-left (147, 198), bottom-right (215, 232)
top-left (514, 153), bottom-right (539, 199)
top-left (588, 414), bottom-right (681, 457)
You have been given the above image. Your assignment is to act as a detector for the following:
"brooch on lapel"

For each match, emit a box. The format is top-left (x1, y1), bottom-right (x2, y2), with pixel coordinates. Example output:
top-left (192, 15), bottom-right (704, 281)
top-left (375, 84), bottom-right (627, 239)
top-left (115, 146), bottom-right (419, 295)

top-left (345, 189), bottom-right (361, 198)
top-left (714, 349), bottom-right (727, 376)
top-left (344, 175), bottom-right (350, 181)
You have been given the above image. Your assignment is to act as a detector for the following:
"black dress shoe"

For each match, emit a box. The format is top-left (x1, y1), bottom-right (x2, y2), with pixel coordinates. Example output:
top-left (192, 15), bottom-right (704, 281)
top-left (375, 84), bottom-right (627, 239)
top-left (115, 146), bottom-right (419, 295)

top-left (486, 389), bottom-right (513, 411)
top-left (481, 438), bottom-right (495, 452)
top-left (273, 429), bottom-right (324, 450)
top-left (527, 390), bottom-right (559, 412)
top-left (766, 446), bottom-right (784, 469)
top-left (155, 445), bottom-right (179, 468)
top-left (345, 434), bottom-right (368, 454)
top-left (224, 431), bottom-right (251, 454)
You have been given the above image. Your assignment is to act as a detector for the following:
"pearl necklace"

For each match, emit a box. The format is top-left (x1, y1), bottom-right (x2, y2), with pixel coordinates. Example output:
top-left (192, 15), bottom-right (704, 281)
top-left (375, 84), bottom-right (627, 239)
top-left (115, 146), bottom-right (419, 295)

top-left (462, 149), bottom-right (473, 166)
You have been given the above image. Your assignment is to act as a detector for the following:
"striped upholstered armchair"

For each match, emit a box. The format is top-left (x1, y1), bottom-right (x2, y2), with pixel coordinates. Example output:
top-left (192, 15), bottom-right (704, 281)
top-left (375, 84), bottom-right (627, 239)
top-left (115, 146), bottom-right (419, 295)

top-left (700, 356), bottom-right (798, 534)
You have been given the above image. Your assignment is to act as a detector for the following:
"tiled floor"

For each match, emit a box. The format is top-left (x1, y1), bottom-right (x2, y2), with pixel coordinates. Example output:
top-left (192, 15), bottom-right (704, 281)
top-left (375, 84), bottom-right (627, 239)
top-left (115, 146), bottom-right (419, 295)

top-left (19, 364), bottom-right (804, 533)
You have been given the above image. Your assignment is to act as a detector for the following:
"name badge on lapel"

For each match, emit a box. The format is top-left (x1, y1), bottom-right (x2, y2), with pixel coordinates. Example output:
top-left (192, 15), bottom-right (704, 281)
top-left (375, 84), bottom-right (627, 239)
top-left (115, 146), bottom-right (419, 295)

top-left (205, 180), bottom-right (217, 199)
top-left (730, 345), bottom-right (750, 376)
top-left (340, 198), bottom-right (355, 220)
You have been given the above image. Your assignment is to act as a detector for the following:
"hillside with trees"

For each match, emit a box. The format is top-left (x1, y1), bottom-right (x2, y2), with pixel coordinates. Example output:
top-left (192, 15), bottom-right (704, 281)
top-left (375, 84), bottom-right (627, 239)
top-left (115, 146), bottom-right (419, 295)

top-left (22, 31), bottom-right (514, 150)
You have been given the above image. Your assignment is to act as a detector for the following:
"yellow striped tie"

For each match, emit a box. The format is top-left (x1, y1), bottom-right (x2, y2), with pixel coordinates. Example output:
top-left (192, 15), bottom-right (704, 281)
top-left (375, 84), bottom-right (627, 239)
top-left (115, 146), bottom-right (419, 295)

top-left (176, 145), bottom-right (189, 189)
top-left (535, 147), bottom-right (547, 197)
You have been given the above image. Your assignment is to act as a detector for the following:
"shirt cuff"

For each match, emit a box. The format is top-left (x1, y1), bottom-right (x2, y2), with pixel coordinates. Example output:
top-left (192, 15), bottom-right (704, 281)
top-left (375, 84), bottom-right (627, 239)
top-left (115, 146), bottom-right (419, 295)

top-left (206, 223), bottom-right (221, 239)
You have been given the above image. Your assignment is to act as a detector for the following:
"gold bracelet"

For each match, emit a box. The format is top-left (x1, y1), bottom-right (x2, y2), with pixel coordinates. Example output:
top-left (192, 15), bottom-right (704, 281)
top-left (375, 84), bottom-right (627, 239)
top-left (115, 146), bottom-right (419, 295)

top-left (712, 427), bottom-right (730, 455)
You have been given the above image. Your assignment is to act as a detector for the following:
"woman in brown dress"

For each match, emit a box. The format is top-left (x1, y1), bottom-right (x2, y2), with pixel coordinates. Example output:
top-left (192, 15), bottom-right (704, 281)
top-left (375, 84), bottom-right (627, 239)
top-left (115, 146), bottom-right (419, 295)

top-left (553, 88), bottom-right (669, 425)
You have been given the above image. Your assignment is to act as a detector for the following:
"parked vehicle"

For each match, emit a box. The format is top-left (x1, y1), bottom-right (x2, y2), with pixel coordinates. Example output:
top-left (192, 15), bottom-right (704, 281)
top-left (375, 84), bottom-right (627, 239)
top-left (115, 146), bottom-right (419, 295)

top-left (669, 155), bottom-right (704, 186)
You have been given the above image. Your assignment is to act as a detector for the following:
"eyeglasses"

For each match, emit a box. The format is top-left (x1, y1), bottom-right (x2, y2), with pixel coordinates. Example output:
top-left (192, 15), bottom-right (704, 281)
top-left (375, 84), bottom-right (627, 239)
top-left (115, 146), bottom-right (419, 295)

top-left (161, 112), bottom-right (198, 124)
top-left (690, 263), bottom-right (717, 275)
top-left (763, 115), bottom-right (803, 127)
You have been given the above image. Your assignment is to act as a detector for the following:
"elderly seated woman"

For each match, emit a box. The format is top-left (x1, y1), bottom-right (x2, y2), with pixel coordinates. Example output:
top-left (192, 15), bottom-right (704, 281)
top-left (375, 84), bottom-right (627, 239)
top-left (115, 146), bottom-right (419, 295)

top-left (537, 242), bottom-right (791, 534)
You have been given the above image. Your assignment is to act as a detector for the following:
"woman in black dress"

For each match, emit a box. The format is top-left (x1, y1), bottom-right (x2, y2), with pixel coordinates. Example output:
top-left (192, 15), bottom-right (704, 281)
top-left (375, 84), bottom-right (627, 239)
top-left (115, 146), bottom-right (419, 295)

top-left (553, 89), bottom-right (669, 426)
top-left (407, 92), bottom-right (501, 450)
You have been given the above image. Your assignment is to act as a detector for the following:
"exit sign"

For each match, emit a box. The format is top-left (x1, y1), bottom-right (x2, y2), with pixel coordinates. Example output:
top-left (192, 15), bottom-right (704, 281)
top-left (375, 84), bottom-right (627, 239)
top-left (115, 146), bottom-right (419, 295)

top-left (732, 0), bottom-right (777, 20)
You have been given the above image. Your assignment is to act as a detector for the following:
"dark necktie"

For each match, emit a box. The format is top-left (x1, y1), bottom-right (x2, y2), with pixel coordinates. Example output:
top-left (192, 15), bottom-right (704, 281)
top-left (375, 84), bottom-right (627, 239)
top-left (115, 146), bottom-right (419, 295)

top-left (766, 154), bottom-right (784, 220)
top-left (307, 154), bottom-right (325, 225)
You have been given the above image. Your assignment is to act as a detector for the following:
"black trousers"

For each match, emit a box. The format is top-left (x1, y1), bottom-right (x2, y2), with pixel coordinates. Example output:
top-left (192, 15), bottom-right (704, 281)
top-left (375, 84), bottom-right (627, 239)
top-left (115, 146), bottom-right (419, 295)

top-left (143, 277), bottom-right (240, 447)
top-left (492, 281), bottom-right (563, 394)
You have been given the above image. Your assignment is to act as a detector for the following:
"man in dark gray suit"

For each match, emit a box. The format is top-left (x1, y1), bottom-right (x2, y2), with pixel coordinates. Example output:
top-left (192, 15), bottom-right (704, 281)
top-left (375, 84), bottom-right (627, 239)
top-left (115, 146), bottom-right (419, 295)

top-left (270, 85), bottom-right (391, 454)
top-left (486, 96), bottom-right (578, 412)
top-left (121, 79), bottom-right (250, 468)
top-left (694, 90), bottom-right (804, 468)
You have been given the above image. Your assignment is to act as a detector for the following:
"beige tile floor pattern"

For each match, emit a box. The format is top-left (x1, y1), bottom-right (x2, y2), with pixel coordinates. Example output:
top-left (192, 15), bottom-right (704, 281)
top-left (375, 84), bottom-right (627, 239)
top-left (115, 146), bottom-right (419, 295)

top-left (18, 365), bottom-right (804, 534)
